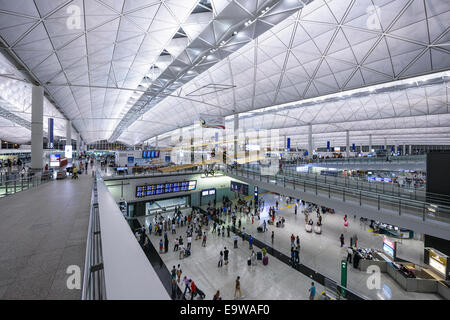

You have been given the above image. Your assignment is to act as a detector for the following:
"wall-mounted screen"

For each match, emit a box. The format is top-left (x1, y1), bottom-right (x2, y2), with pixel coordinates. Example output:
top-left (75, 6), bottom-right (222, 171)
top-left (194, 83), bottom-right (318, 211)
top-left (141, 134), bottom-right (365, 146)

top-left (382, 238), bottom-right (396, 259)
top-left (136, 180), bottom-right (197, 198)
top-left (230, 181), bottom-right (248, 196)
top-left (142, 150), bottom-right (160, 158)
top-left (201, 188), bottom-right (216, 197)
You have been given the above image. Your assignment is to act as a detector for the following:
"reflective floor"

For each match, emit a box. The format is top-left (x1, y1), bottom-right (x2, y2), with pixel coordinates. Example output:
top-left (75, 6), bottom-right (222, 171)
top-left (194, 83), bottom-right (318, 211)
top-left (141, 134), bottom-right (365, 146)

top-left (0, 167), bottom-right (93, 299)
top-left (211, 193), bottom-right (442, 300)
top-left (138, 210), bottom-right (322, 300)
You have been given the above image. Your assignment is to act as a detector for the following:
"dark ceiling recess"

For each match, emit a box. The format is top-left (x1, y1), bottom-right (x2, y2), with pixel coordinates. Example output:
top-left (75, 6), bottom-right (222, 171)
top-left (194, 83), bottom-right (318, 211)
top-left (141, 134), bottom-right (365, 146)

top-left (192, 0), bottom-right (213, 13)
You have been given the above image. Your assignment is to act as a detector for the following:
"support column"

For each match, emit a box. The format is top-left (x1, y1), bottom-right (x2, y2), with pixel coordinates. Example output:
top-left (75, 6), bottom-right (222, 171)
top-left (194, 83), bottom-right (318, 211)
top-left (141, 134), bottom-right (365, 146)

top-left (66, 120), bottom-right (72, 147)
top-left (234, 114), bottom-right (239, 162)
top-left (77, 133), bottom-right (80, 152)
top-left (402, 144), bottom-right (406, 156)
top-left (31, 86), bottom-right (44, 172)
top-left (409, 145), bottom-right (412, 155)
top-left (384, 137), bottom-right (387, 151)
top-left (369, 134), bottom-right (372, 152)
top-left (346, 130), bottom-right (350, 157)
top-left (155, 135), bottom-right (158, 148)
top-left (307, 124), bottom-right (312, 158)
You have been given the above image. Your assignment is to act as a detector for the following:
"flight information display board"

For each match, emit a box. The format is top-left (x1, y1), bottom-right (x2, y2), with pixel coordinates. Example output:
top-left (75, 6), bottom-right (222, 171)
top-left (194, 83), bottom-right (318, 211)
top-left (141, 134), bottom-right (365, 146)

top-left (142, 150), bottom-right (160, 158)
top-left (136, 180), bottom-right (196, 198)
top-left (230, 181), bottom-right (249, 196)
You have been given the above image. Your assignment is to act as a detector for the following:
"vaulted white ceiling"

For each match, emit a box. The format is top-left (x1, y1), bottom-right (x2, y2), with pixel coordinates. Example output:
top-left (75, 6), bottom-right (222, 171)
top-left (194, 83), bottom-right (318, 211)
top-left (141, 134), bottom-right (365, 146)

top-left (0, 0), bottom-right (449, 146)
top-left (122, 0), bottom-right (450, 145)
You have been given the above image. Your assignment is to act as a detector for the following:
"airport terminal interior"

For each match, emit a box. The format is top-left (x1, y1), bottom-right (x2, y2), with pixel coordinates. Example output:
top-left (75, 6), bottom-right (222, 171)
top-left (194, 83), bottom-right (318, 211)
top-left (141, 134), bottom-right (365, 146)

top-left (0, 0), bottom-right (450, 301)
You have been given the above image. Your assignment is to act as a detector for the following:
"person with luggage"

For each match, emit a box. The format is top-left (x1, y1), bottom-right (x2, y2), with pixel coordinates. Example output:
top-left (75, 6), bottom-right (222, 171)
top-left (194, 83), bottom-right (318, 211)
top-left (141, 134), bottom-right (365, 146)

top-left (271, 231), bottom-right (274, 243)
top-left (251, 250), bottom-right (256, 266)
top-left (248, 235), bottom-right (253, 250)
top-left (234, 276), bottom-right (242, 299)
top-left (224, 247), bottom-right (229, 265)
top-left (187, 235), bottom-right (192, 250)
top-left (179, 244), bottom-right (185, 259)
top-left (159, 239), bottom-right (163, 253)
top-left (233, 235), bottom-right (238, 248)
top-left (190, 280), bottom-right (197, 300)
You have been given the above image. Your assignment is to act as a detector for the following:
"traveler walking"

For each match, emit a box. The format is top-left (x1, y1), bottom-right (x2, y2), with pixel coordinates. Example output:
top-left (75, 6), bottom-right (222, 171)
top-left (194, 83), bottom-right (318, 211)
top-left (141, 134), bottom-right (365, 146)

top-left (218, 250), bottom-right (224, 267)
top-left (234, 276), bottom-right (242, 299)
top-left (309, 282), bottom-right (316, 300)
top-left (347, 247), bottom-right (353, 263)
top-left (224, 247), bottom-right (229, 265)
top-left (340, 234), bottom-right (345, 247)
top-left (202, 232), bottom-right (207, 247)
top-left (176, 264), bottom-right (182, 283)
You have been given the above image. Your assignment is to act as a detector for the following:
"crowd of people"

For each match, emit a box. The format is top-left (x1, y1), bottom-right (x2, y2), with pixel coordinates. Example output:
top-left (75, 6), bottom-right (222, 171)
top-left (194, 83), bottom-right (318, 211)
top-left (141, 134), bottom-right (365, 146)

top-left (133, 191), bottom-right (360, 300)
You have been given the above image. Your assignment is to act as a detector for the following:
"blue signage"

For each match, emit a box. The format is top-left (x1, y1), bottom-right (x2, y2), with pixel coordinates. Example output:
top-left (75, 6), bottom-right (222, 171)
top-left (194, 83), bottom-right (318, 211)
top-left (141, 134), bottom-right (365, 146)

top-left (327, 141), bottom-right (330, 151)
top-left (48, 118), bottom-right (54, 149)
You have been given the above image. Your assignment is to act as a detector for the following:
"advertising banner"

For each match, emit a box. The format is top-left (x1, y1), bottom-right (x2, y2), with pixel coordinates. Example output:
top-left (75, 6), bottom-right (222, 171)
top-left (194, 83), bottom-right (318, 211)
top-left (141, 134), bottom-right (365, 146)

top-left (199, 114), bottom-right (225, 129)
top-left (48, 118), bottom-right (54, 149)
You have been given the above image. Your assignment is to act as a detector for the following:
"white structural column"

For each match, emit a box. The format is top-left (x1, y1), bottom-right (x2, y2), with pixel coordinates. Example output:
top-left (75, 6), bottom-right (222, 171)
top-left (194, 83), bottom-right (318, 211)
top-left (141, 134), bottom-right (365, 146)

top-left (155, 135), bottom-right (158, 148)
top-left (346, 130), bottom-right (350, 157)
top-left (234, 114), bottom-right (239, 161)
top-left (66, 120), bottom-right (72, 147)
top-left (307, 124), bottom-right (312, 158)
top-left (409, 145), bottom-right (412, 155)
top-left (403, 144), bottom-right (406, 155)
top-left (77, 133), bottom-right (80, 152)
top-left (369, 134), bottom-right (372, 152)
top-left (31, 86), bottom-right (44, 171)
top-left (384, 137), bottom-right (387, 150)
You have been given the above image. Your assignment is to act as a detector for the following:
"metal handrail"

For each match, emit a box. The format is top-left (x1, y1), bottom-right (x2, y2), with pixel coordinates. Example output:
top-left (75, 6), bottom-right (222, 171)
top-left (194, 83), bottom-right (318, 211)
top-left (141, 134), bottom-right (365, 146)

top-left (81, 176), bottom-right (106, 300)
top-left (239, 163), bottom-right (450, 203)
top-left (0, 172), bottom-right (52, 198)
top-left (223, 166), bottom-right (450, 225)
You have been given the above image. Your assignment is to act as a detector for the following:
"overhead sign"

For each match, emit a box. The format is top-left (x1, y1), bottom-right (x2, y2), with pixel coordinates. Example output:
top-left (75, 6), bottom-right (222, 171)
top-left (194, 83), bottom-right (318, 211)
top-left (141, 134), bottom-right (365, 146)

top-left (199, 114), bottom-right (225, 129)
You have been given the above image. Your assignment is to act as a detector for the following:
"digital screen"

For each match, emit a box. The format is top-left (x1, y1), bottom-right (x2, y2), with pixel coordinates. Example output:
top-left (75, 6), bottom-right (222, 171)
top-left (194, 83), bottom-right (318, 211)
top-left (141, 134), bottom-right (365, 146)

top-left (230, 181), bottom-right (248, 195)
top-left (142, 150), bottom-right (160, 158)
top-left (209, 189), bottom-right (215, 195)
top-left (382, 238), bottom-right (396, 258)
top-left (136, 180), bottom-right (197, 198)
top-left (383, 243), bottom-right (394, 258)
top-left (202, 190), bottom-right (209, 196)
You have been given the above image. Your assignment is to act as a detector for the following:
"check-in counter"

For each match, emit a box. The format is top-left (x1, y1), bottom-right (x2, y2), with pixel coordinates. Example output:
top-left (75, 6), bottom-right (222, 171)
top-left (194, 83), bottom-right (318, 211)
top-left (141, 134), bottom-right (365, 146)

top-left (358, 252), bottom-right (388, 272)
top-left (387, 262), bottom-right (439, 293)
top-left (437, 281), bottom-right (450, 300)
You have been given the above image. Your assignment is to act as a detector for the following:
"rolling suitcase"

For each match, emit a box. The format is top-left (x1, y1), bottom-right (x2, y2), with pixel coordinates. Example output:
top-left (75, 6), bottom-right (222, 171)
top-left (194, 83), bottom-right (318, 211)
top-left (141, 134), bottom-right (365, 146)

top-left (257, 251), bottom-right (262, 260)
top-left (263, 256), bottom-right (268, 265)
top-left (196, 288), bottom-right (206, 299)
